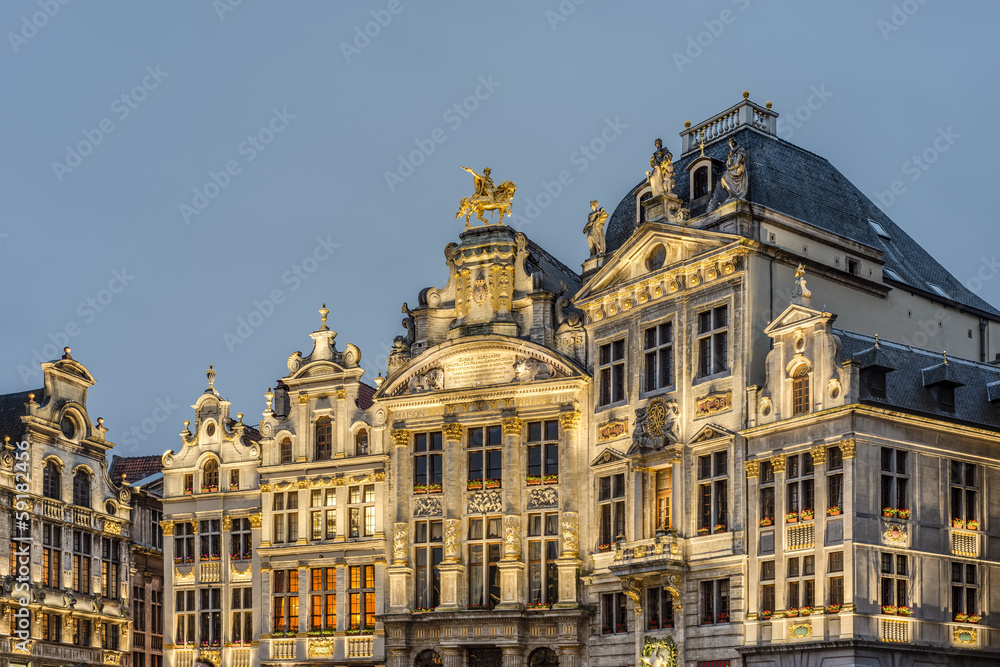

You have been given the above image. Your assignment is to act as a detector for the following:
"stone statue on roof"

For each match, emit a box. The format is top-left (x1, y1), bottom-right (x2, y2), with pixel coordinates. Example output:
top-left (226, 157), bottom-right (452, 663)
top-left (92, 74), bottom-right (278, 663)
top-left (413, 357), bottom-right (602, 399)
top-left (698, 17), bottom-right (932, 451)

top-left (584, 200), bottom-right (608, 258)
top-left (721, 137), bottom-right (748, 200)
top-left (646, 138), bottom-right (675, 197)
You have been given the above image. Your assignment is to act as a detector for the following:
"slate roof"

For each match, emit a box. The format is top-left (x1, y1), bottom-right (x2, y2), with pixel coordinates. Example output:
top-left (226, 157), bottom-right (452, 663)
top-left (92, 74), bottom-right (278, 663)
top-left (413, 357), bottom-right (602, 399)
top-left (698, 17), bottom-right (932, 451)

top-left (357, 382), bottom-right (376, 410)
top-left (605, 126), bottom-right (999, 317)
top-left (837, 329), bottom-right (1000, 429)
top-left (110, 454), bottom-right (163, 484)
top-left (0, 389), bottom-right (40, 444)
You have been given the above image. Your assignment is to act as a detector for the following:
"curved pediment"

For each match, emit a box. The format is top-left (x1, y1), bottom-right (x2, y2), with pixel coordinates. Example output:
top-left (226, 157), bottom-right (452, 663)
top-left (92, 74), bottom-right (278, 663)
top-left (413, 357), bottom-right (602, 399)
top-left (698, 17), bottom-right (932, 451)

top-left (376, 336), bottom-right (586, 399)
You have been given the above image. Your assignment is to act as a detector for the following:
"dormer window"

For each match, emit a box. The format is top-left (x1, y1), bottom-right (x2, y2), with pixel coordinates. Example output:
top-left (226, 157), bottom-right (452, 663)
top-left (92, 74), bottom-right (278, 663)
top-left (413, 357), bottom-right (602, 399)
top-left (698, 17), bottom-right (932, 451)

top-left (938, 385), bottom-right (956, 412)
top-left (693, 166), bottom-right (709, 198)
top-left (864, 368), bottom-right (888, 399)
top-left (846, 257), bottom-right (860, 276)
top-left (638, 192), bottom-right (653, 224)
top-left (792, 366), bottom-right (810, 416)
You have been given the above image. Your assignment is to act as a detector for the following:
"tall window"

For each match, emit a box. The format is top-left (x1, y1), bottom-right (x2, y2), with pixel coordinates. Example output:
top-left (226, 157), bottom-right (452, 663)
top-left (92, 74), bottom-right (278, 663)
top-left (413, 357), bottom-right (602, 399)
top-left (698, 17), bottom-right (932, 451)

top-left (272, 569), bottom-right (299, 635)
top-left (199, 519), bottom-right (221, 560)
top-left (152, 589), bottom-right (163, 636)
top-left (527, 512), bottom-right (558, 606)
top-left (792, 366), bottom-right (810, 415)
top-left (72, 530), bottom-right (92, 593)
top-left (175, 590), bottom-right (196, 645)
top-left (693, 166), bottom-right (709, 198)
top-left (598, 473), bottom-right (626, 548)
top-left (598, 339), bottom-right (626, 405)
top-left (348, 484), bottom-right (375, 538)
top-left (952, 562), bottom-right (978, 620)
top-left (468, 516), bottom-right (502, 609)
top-left (43, 461), bottom-right (61, 499)
top-left (230, 518), bottom-right (252, 560)
top-left (280, 437), bottom-right (293, 464)
top-left (310, 568), bottom-right (336, 631)
top-left (102, 621), bottom-right (120, 650)
top-left (601, 592), bottom-right (628, 634)
top-left (697, 452), bottom-right (728, 533)
top-left (310, 488), bottom-right (337, 541)
top-left (655, 468), bottom-right (672, 532)
top-left (647, 587), bottom-right (674, 630)
top-left (315, 416), bottom-right (333, 460)
top-left (786, 452), bottom-right (815, 520)
top-left (759, 461), bottom-right (775, 526)
top-left (199, 587), bottom-right (222, 647)
top-left (880, 448), bottom-right (908, 515)
top-left (41, 612), bottom-right (62, 642)
top-left (880, 553), bottom-right (909, 611)
top-left (151, 508), bottom-right (163, 550)
top-left (415, 520), bottom-right (442, 610)
top-left (526, 421), bottom-right (559, 485)
top-left (355, 428), bottom-right (369, 456)
top-left (42, 523), bottom-right (62, 588)
top-left (786, 555), bottom-right (816, 612)
top-left (184, 474), bottom-right (194, 494)
top-left (697, 305), bottom-right (728, 377)
top-left (348, 565), bottom-right (375, 632)
top-left (273, 491), bottom-right (299, 544)
top-left (828, 551), bottom-right (844, 606)
top-left (134, 585), bottom-right (146, 633)
top-left (174, 522), bottom-right (195, 564)
top-left (229, 469), bottom-right (240, 490)
top-left (74, 618), bottom-right (91, 646)
top-left (202, 460), bottom-right (219, 492)
top-left (231, 588), bottom-right (253, 644)
top-left (701, 579), bottom-right (730, 624)
top-left (951, 461), bottom-right (978, 526)
top-left (468, 425), bottom-right (503, 489)
top-left (101, 537), bottom-right (121, 599)
top-left (73, 470), bottom-right (91, 508)
top-left (414, 431), bottom-right (443, 493)
top-left (643, 322), bottom-right (674, 392)
top-left (827, 446), bottom-right (843, 513)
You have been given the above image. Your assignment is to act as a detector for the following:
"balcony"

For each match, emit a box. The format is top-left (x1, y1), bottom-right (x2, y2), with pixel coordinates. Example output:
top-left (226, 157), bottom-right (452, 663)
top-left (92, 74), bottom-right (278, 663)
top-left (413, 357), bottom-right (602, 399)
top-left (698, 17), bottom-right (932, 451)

top-left (43, 499), bottom-right (64, 520)
top-left (200, 561), bottom-right (221, 582)
top-left (951, 529), bottom-right (978, 557)
top-left (151, 635), bottom-right (163, 651)
top-left (786, 523), bottom-right (814, 550)
top-left (272, 639), bottom-right (296, 660)
top-left (880, 618), bottom-right (908, 643)
top-left (606, 535), bottom-right (684, 575)
top-left (73, 507), bottom-right (93, 527)
top-left (174, 650), bottom-right (194, 667)
top-left (231, 647), bottom-right (253, 667)
top-left (348, 637), bottom-right (374, 658)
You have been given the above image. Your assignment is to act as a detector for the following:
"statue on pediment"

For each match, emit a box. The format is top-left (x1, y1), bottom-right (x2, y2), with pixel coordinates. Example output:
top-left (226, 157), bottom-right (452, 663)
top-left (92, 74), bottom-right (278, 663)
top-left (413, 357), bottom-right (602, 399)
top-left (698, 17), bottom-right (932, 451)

top-left (647, 138), bottom-right (676, 197)
top-left (584, 200), bottom-right (608, 258)
top-left (721, 137), bottom-right (748, 200)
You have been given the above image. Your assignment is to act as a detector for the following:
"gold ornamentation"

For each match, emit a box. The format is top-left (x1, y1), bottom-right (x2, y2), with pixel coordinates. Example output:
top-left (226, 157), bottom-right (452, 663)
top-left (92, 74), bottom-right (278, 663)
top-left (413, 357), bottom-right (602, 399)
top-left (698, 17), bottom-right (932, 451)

top-left (558, 411), bottom-right (581, 430)
top-left (789, 622), bottom-right (812, 639)
top-left (561, 512), bottom-right (579, 555)
top-left (175, 567), bottom-right (194, 583)
top-left (260, 483), bottom-right (271, 493)
top-left (374, 471), bottom-right (386, 482)
top-left (770, 455), bottom-right (786, 473)
top-left (503, 515), bottom-right (521, 558)
top-left (954, 627), bottom-right (977, 644)
top-left (393, 523), bottom-right (409, 564)
top-left (444, 519), bottom-right (461, 561)
top-left (501, 416), bottom-right (523, 436)
top-left (298, 480), bottom-right (308, 488)
top-left (597, 418), bottom-right (627, 442)
top-left (810, 445), bottom-right (827, 464)
top-left (248, 513), bottom-right (262, 528)
top-left (298, 394), bottom-right (308, 405)
top-left (222, 516), bottom-right (231, 531)
top-left (11, 640), bottom-right (31, 654)
top-left (442, 423), bottom-right (463, 441)
top-left (390, 429), bottom-right (411, 447)
top-left (201, 650), bottom-right (221, 666)
top-left (456, 166), bottom-right (517, 227)
top-left (745, 460), bottom-right (759, 478)
top-left (335, 476), bottom-right (346, 486)
top-left (695, 390), bottom-right (732, 417)
top-left (335, 389), bottom-right (347, 399)
top-left (840, 438), bottom-right (856, 458)
top-left (309, 638), bottom-right (336, 657)
top-left (634, 544), bottom-right (647, 558)
top-left (160, 520), bottom-right (175, 536)
top-left (621, 577), bottom-right (643, 615)
top-left (191, 519), bottom-right (199, 531)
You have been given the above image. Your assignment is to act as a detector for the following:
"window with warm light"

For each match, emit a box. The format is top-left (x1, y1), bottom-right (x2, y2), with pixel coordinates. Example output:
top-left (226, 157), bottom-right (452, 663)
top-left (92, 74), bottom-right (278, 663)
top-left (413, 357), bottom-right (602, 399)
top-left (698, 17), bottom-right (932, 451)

top-left (792, 366), bottom-right (810, 415)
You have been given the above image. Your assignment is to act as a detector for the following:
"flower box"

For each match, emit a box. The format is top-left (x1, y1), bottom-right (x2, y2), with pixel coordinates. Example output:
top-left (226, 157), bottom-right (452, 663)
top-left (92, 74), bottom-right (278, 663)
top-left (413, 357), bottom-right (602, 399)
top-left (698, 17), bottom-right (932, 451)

top-left (412, 484), bottom-right (427, 494)
top-left (184, 489), bottom-right (193, 495)
top-left (759, 516), bottom-right (774, 527)
top-left (202, 486), bottom-right (218, 493)
top-left (896, 508), bottom-right (910, 519)
top-left (525, 476), bottom-right (542, 486)
top-left (966, 519), bottom-right (980, 530)
top-left (952, 518), bottom-right (966, 529)
top-left (760, 610), bottom-right (773, 619)
top-left (526, 602), bottom-right (550, 610)
top-left (701, 615), bottom-right (714, 625)
top-left (882, 605), bottom-right (898, 615)
top-left (467, 480), bottom-right (483, 491)
top-left (954, 613), bottom-right (968, 622)
top-left (897, 606), bottom-right (914, 616)
top-left (413, 607), bottom-right (435, 613)
top-left (717, 612), bottom-right (730, 623)
top-left (785, 513), bottom-right (799, 523)
top-left (714, 524), bottom-right (727, 534)
top-left (346, 627), bottom-right (374, 636)
top-left (467, 604), bottom-right (489, 610)
top-left (882, 507), bottom-right (897, 518)
top-left (602, 625), bottom-right (613, 634)
top-left (827, 603), bottom-right (843, 614)
top-left (786, 607), bottom-right (799, 617)
top-left (800, 608), bottom-right (812, 617)
top-left (426, 483), bottom-right (443, 494)
top-left (484, 479), bottom-right (501, 489)
top-left (827, 506), bottom-right (842, 516)
top-left (543, 474), bottom-right (559, 484)
top-left (697, 527), bottom-right (710, 536)
top-left (967, 614), bottom-right (982, 623)
top-left (615, 623), bottom-right (628, 633)
top-left (800, 509), bottom-right (814, 521)
top-left (229, 484), bottom-right (239, 491)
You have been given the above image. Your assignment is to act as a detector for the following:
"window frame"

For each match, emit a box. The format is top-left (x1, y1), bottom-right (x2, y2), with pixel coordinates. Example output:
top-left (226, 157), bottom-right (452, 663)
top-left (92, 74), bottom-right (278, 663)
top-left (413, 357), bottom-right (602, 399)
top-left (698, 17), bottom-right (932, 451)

top-left (700, 578), bottom-right (730, 625)
top-left (413, 431), bottom-right (443, 494)
top-left (597, 337), bottom-right (627, 407)
top-left (642, 320), bottom-right (675, 394)
top-left (526, 420), bottom-right (559, 485)
top-left (697, 451), bottom-right (729, 534)
top-left (468, 516), bottom-right (502, 609)
top-left (696, 305), bottom-right (729, 378)
top-left (414, 519), bottom-right (442, 610)
top-left (597, 473), bottom-right (626, 548)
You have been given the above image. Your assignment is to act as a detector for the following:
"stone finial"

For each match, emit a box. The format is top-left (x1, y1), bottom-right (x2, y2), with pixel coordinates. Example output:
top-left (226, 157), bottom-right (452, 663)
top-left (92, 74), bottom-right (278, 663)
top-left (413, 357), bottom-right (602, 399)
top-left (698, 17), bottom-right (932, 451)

top-left (766, 100), bottom-right (773, 109)
top-left (264, 388), bottom-right (274, 412)
top-left (319, 303), bottom-right (330, 330)
top-left (743, 90), bottom-right (750, 100)
top-left (374, 372), bottom-right (384, 389)
top-left (236, 412), bottom-right (243, 422)
top-left (791, 264), bottom-right (812, 307)
top-left (206, 364), bottom-right (216, 389)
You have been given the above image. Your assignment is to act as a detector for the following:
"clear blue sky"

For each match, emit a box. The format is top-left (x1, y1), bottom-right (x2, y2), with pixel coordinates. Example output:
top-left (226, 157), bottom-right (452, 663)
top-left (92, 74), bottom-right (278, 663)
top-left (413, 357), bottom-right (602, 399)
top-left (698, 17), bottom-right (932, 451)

top-left (2, 1), bottom-right (998, 457)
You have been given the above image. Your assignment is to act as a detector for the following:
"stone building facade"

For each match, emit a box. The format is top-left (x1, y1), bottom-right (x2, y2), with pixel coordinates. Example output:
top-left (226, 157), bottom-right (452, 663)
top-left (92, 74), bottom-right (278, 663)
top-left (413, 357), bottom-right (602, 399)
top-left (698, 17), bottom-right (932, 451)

top-left (129, 475), bottom-right (165, 667)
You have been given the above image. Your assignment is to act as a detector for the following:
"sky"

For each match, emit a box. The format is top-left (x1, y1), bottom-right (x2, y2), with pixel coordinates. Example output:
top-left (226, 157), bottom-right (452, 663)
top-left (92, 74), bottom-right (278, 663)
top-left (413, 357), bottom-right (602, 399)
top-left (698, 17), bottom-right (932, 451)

top-left (2, 0), bottom-right (998, 459)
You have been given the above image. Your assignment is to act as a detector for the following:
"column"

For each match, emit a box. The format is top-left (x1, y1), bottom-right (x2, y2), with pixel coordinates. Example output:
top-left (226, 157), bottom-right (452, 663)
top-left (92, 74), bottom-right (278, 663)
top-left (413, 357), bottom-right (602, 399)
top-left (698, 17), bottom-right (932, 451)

top-left (743, 460), bottom-right (760, 643)
top-left (437, 518), bottom-right (463, 611)
top-left (839, 438), bottom-right (857, 639)
top-left (441, 647), bottom-right (463, 667)
top-left (556, 646), bottom-right (582, 667)
top-left (770, 454), bottom-right (788, 612)
top-left (558, 411), bottom-right (581, 511)
top-left (554, 511), bottom-right (580, 609)
top-left (161, 521), bottom-right (175, 646)
top-left (496, 515), bottom-right (523, 611)
top-left (388, 522), bottom-right (412, 612)
top-left (501, 416), bottom-right (522, 513)
top-left (501, 645), bottom-right (524, 667)
top-left (388, 648), bottom-right (410, 667)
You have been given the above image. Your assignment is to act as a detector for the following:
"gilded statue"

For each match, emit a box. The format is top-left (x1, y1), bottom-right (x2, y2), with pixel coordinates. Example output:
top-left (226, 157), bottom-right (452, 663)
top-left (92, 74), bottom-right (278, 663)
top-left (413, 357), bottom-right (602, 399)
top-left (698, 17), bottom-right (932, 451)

top-left (584, 200), bottom-right (608, 258)
top-left (646, 138), bottom-right (675, 197)
top-left (456, 166), bottom-right (517, 227)
top-left (720, 137), bottom-right (748, 199)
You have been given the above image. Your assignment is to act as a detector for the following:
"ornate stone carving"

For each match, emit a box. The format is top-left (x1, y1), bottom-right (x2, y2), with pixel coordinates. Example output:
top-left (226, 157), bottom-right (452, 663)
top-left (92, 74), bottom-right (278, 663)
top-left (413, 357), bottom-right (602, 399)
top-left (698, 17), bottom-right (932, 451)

top-left (297, 480), bottom-right (308, 488)
top-left (393, 523), bottom-right (409, 564)
top-left (745, 460), bottom-right (759, 478)
top-left (444, 519), bottom-right (461, 561)
top-left (501, 417), bottom-right (523, 437)
top-left (810, 445), bottom-right (827, 464)
top-left (621, 577), bottom-right (643, 615)
top-left (526, 487), bottom-right (558, 509)
top-left (584, 200), bottom-right (608, 258)
top-left (309, 637), bottom-right (336, 657)
top-left (559, 411), bottom-right (581, 431)
top-left (646, 138), bottom-right (675, 198)
top-left (561, 512), bottom-right (579, 555)
top-left (840, 438), bottom-right (856, 458)
top-left (512, 357), bottom-right (553, 382)
top-left (248, 513), bottom-right (262, 528)
top-left (160, 520), bottom-right (174, 536)
top-left (632, 398), bottom-right (680, 451)
top-left (260, 483), bottom-right (271, 493)
top-left (442, 422), bottom-right (463, 441)
top-left (390, 429), bottom-right (411, 447)
top-left (641, 636), bottom-right (678, 667)
top-left (467, 489), bottom-right (503, 514)
top-left (770, 455), bottom-right (786, 473)
top-left (222, 516), bottom-right (231, 531)
top-left (413, 497), bottom-right (442, 517)
top-left (503, 515), bottom-right (520, 558)
top-left (409, 368), bottom-right (444, 393)
top-left (597, 417), bottom-right (626, 441)
top-left (720, 137), bottom-right (748, 200)
top-left (335, 389), bottom-right (347, 400)
top-left (456, 166), bottom-right (517, 227)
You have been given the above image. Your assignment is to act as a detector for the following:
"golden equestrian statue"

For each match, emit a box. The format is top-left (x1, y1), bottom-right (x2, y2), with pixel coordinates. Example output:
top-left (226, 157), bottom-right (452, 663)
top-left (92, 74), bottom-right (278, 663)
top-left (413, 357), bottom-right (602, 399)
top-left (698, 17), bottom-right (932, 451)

top-left (456, 166), bottom-right (517, 227)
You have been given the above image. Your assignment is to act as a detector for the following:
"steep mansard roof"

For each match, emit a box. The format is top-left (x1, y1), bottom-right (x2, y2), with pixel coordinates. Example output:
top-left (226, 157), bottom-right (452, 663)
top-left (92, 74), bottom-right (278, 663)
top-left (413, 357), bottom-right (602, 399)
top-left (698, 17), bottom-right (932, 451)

top-left (605, 126), bottom-right (999, 317)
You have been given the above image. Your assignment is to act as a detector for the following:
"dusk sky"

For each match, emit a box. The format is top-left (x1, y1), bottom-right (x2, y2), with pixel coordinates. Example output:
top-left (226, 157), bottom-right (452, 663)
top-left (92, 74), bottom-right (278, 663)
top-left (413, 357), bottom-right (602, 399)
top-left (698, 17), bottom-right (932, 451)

top-left (2, 1), bottom-right (998, 459)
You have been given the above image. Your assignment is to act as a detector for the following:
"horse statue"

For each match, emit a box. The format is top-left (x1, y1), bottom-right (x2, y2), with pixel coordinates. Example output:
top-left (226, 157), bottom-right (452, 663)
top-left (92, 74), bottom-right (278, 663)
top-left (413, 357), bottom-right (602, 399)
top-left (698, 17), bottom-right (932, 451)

top-left (456, 178), bottom-right (517, 227)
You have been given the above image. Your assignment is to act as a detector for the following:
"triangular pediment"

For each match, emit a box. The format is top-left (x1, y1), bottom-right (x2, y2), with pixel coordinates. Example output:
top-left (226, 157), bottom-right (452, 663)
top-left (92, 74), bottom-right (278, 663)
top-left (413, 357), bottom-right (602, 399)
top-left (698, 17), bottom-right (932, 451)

top-left (590, 446), bottom-right (629, 468)
top-left (688, 423), bottom-right (734, 444)
top-left (763, 303), bottom-right (834, 337)
top-left (577, 222), bottom-right (740, 301)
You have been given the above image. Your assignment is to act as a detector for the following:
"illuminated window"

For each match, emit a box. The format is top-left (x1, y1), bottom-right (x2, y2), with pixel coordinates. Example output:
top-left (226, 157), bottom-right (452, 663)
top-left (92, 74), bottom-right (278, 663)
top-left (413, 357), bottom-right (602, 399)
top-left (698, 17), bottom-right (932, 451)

top-left (792, 366), bottom-right (810, 415)
top-left (272, 569), bottom-right (299, 634)
top-left (72, 530), bottom-right (91, 594)
top-left (309, 568), bottom-right (336, 631)
top-left (42, 523), bottom-right (62, 588)
top-left (348, 565), bottom-right (375, 632)
top-left (101, 537), bottom-right (121, 599)
top-left (655, 468), bottom-right (672, 532)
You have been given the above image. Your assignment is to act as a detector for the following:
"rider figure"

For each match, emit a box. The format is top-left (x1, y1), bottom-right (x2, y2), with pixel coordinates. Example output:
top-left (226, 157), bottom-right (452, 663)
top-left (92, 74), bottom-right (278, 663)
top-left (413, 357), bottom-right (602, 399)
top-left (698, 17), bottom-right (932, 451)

top-left (461, 166), bottom-right (495, 202)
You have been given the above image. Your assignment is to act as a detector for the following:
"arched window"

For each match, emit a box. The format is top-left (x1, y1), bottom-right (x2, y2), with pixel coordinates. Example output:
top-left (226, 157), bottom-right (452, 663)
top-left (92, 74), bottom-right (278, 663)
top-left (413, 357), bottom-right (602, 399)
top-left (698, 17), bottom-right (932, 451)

top-left (60, 415), bottom-right (77, 439)
top-left (693, 166), bottom-right (709, 198)
top-left (203, 459), bottom-right (219, 491)
top-left (316, 417), bottom-right (332, 460)
top-left (528, 648), bottom-right (559, 667)
top-left (73, 470), bottom-right (91, 507)
top-left (414, 649), bottom-right (442, 667)
top-left (355, 428), bottom-right (369, 456)
top-left (792, 366), bottom-right (810, 416)
top-left (280, 438), bottom-right (293, 464)
top-left (43, 461), bottom-right (61, 500)
top-left (638, 191), bottom-right (653, 223)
